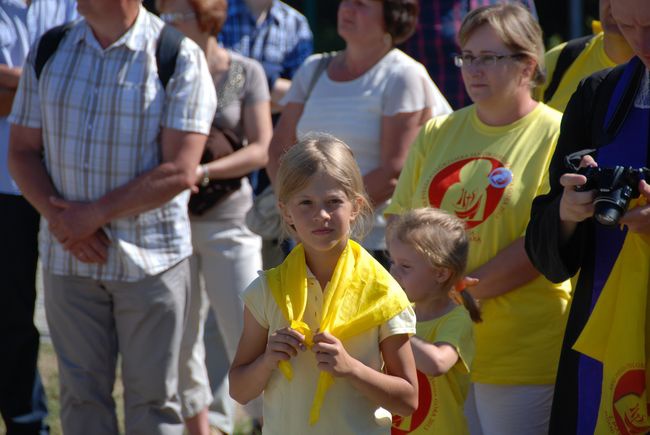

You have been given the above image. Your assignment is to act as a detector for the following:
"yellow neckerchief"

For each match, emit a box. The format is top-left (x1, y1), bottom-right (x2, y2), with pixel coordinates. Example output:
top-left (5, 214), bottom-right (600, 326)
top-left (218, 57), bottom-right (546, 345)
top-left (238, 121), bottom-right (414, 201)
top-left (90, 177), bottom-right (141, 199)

top-left (265, 239), bottom-right (411, 425)
top-left (573, 200), bottom-right (650, 434)
top-left (592, 20), bottom-right (602, 35)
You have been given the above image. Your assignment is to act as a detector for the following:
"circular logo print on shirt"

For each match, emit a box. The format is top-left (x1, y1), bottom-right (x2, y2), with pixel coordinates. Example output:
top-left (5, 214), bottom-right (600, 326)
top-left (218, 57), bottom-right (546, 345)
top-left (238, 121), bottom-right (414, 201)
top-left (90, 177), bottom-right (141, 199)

top-left (428, 157), bottom-right (512, 229)
top-left (392, 370), bottom-right (434, 434)
top-left (611, 368), bottom-right (650, 435)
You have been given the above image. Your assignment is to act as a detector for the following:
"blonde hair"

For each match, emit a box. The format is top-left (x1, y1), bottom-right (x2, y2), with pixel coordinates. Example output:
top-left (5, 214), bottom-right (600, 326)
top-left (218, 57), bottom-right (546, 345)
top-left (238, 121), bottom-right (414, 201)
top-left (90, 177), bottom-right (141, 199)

top-left (458, 3), bottom-right (546, 86)
top-left (276, 133), bottom-right (373, 240)
top-left (387, 208), bottom-right (481, 322)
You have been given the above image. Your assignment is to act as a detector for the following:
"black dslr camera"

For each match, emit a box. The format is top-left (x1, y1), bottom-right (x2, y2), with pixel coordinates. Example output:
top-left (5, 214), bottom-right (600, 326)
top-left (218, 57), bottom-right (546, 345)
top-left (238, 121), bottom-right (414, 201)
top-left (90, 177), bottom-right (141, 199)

top-left (564, 149), bottom-right (650, 226)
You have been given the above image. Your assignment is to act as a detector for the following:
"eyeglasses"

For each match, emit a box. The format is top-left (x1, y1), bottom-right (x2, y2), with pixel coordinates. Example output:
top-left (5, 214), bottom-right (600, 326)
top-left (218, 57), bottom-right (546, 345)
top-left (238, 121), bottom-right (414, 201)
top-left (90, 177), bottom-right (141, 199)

top-left (160, 11), bottom-right (196, 25)
top-left (453, 53), bottom-right (525, 68)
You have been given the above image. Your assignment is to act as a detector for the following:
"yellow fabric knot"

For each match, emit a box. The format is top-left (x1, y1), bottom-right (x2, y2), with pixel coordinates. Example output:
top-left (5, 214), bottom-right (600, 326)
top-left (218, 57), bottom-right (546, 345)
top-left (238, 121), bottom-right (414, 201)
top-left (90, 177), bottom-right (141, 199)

top-left (591, 20), bottom-right (602, 35)
top-left (277, 320), bottom-right (313, 380)
top-left (266, 240), bottom-right (410, 425)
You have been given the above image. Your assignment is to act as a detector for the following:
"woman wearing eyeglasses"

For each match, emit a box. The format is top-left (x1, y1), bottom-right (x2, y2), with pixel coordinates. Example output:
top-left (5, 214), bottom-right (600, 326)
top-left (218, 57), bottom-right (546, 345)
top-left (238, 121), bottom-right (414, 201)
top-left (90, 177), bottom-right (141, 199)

top-left (156, 1), bottom-right (273, 434)
top-left (385, 4), bottom-right (571, 435)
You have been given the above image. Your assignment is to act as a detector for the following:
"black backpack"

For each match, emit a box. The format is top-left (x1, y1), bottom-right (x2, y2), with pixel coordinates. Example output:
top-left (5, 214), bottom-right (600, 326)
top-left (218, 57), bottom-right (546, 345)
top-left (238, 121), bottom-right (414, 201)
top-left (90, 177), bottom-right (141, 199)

top-left (34, 22), bottom-right (184, 88)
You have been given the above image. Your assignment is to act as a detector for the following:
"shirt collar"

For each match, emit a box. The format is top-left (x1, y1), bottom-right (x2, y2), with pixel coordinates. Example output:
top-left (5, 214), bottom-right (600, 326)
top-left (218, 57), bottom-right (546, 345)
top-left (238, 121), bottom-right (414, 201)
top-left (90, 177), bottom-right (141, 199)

top-left (1, 0), bottom-right (27, 10)
top-left (227, 0), bottom-right (247, 16)
top-left (267, 0), bottom-right (282, 24)
top-left (229, 0), bottom-right (281, 25)
top-left (73, 5), bottom-right (150, 52)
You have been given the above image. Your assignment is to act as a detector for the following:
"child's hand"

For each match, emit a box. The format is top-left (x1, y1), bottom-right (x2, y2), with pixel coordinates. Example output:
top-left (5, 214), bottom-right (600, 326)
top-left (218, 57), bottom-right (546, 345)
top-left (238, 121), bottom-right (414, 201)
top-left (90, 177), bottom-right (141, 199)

top-left (312, 331), bottom-right (358, 377)
top-left (263, 327), bottom-right (307, 369)
top-left (454, 276), bottom-right (480, 292)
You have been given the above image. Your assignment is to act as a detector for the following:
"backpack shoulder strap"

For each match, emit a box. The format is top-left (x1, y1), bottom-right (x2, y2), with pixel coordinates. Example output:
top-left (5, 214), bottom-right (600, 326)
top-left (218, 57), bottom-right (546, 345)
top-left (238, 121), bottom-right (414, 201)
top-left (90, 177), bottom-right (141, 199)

top-left (305, 51), bottom-right (338, 101)
top-left (35, 23), bottom-right (183, 89)
top-left (543, 35), bottom-right (595, 103)
top-left (155, 24), bottom-right (184, 89)
top-left (35, 22), bottom-right (74, 80)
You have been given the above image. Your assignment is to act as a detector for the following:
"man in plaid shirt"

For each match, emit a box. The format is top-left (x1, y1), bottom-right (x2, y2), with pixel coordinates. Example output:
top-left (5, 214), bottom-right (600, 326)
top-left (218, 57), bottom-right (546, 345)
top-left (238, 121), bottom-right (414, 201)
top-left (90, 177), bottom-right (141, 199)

top-left (8, 0), bottom-right (217, 433)
top-left (219, 0), bottom-right (313, 113)
top-left (401, 0), bottom-right (537, 109)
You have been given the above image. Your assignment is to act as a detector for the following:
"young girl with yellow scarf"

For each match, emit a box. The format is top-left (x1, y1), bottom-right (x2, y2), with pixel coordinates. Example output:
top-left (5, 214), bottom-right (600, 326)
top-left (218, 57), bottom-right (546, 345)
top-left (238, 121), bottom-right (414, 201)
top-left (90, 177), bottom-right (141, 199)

top-left (229, 134), bottom-right (418, 434)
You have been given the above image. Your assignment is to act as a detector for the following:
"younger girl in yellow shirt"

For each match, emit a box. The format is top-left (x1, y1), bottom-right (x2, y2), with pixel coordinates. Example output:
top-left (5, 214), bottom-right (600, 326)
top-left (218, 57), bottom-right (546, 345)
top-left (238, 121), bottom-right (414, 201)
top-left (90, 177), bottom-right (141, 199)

top-left (229, 133), bottom-right (418, 435)
top-left (387, 208), bottom-right (480, 435)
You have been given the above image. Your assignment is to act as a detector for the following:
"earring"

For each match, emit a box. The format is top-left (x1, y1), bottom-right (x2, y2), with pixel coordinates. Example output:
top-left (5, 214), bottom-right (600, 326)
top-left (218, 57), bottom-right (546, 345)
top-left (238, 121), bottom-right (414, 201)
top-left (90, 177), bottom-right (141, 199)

top-left (383, 33), bottom-right (392, 46)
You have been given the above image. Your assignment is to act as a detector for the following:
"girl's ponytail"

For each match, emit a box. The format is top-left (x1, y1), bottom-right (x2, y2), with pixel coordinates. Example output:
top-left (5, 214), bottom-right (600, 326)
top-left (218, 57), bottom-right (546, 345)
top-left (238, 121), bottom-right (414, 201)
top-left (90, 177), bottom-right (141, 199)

top-left (453, 279), bottom-right (482, 323)
top-left (458, 289), bottom-right (482, 323)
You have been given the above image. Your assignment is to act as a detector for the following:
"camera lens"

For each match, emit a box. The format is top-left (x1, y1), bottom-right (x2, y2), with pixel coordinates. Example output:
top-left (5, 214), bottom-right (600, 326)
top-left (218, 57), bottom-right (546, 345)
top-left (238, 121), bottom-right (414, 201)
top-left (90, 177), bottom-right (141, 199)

top-left (593, 185), bottom-right (634, 226)
top-left (594, 205), bottom-right (624, 226)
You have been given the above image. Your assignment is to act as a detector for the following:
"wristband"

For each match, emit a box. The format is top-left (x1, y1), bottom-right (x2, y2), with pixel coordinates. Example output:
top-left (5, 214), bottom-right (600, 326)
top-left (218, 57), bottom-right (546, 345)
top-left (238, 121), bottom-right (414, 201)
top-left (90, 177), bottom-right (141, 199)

top-left (200, 164), bottom-right (210, 187)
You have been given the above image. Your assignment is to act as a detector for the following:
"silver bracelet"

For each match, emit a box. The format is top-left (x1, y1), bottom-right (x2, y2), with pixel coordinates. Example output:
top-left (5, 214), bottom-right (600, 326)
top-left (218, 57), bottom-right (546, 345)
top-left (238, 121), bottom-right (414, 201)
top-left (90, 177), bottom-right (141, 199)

top-left (200, 164), bottom-right (210, 187)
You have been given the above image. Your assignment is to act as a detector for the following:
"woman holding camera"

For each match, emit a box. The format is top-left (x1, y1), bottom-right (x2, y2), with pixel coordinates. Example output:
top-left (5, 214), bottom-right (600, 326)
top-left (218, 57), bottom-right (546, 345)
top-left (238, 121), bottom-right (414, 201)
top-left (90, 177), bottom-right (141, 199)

top-left (385, 5), bottom-right (571, 434)
top-left (157, 0), bottom-right (273, 434)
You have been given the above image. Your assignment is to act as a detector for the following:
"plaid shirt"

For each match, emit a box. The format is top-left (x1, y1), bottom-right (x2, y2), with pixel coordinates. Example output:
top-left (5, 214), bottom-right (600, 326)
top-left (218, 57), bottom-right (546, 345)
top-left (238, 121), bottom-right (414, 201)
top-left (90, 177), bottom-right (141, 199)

top-left (401, 0), bottom-right (537, 109)
top-left (219, 0), bottom-right (313, 88)
top-left (9, 7), bottom-right (217, 281)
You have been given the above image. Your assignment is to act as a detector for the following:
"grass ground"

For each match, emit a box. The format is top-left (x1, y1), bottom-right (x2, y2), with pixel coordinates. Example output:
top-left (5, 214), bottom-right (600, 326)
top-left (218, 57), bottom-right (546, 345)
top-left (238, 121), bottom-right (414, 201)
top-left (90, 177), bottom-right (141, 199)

top-left (0, 342), bottom-right (252, 435)
top-left (40, 342), bottom-right (127, 435)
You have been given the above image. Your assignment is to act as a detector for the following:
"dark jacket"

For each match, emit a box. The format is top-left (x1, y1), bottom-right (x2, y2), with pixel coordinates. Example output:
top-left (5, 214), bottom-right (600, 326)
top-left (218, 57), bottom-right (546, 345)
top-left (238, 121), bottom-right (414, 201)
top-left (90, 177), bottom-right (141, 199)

top-left (525, 61), bottom-right (646, 434)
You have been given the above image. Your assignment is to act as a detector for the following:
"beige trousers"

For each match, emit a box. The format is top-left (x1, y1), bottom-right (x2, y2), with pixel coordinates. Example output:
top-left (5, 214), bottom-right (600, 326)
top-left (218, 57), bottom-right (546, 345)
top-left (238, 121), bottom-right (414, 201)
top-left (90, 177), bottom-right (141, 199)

top-left (43, 259), bottom-right (190, 435)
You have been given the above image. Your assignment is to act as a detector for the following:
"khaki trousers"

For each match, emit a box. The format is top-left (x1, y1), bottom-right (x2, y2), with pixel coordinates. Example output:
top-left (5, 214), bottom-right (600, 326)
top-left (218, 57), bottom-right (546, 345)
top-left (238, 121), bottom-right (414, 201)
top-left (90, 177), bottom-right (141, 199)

top-left (43, 259), bottom-right (190, 435)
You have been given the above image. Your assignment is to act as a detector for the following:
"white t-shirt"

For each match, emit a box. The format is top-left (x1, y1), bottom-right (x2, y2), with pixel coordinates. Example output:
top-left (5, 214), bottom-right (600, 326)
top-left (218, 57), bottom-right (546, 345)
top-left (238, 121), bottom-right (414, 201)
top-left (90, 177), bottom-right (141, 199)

top-left (283, 49), bottom-right (452, 250)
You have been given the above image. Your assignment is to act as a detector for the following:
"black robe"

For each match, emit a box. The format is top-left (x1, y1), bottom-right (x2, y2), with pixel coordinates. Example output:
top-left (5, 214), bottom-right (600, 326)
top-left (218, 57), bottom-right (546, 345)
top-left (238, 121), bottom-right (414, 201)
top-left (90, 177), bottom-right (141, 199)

top-left (525, 61), bottom-right (647, 434)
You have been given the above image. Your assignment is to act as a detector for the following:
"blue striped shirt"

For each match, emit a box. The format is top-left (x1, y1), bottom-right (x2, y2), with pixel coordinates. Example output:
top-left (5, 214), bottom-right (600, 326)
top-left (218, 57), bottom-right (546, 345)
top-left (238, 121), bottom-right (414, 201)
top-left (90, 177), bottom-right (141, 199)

top-left (26, 0), bottom-right (79, 45)
top-left (0, 0), bottom-right (30, 195)
top-left (1, 0), bottom-right (78, 195)
top-left (219, 0), bottom-right (313, 88)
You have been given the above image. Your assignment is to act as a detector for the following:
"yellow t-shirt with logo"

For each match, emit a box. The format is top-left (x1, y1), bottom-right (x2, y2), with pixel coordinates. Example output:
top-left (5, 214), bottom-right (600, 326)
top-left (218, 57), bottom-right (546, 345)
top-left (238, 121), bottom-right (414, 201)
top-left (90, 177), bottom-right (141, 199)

top-left (385, 104), bottom-right (571, 384)
top-left (392, 305), bottom-right (474, 435)
top-left (536, 31), bottom-right (617, 112)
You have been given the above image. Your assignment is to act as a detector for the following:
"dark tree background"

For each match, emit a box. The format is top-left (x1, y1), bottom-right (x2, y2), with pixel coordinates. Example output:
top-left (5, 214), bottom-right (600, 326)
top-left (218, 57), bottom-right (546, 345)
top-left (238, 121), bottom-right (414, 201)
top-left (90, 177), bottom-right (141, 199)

top-left (143, 0), bottom-right (601, 53)
top-left (283, 0), bottom-right (600, 52)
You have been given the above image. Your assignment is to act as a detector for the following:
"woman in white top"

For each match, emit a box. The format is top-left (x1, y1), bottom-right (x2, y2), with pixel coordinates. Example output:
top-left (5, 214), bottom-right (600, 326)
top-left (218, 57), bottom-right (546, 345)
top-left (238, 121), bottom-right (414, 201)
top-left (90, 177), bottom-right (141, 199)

top-left (157, 0), bottom-right (272, 434)
top-left (266, 0), bottom-right (451, 259)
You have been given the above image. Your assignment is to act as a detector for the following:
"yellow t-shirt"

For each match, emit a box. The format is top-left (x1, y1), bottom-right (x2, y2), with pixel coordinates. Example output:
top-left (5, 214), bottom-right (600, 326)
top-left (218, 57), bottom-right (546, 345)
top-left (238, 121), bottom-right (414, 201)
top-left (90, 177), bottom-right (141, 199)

top-left (243, 271), bottom-right (416, 435)
top-left (536, 32), bottom-right (617, 112)
top-left (385, 104), bottom-right (571, 384)
top-left (392, 305), bottom-right (474, 435)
